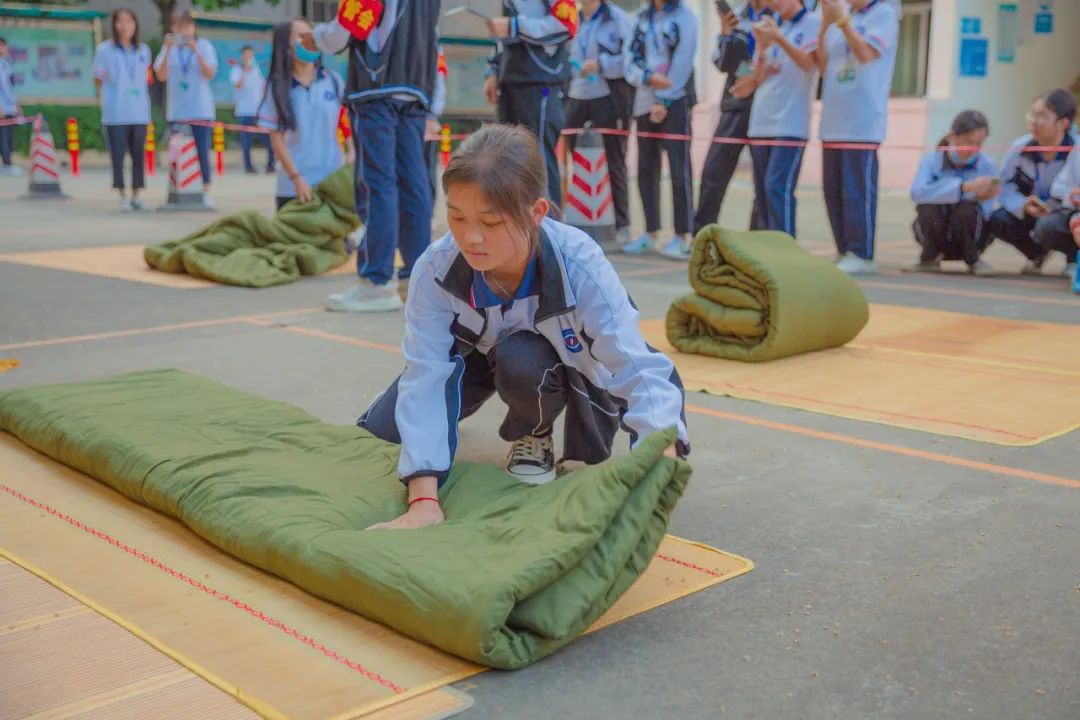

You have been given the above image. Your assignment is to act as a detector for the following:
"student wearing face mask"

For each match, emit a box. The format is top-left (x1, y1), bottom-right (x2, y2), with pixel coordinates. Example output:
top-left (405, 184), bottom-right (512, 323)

top-left (742, 0), bottom-right (821, 239)
top-left (817, 0), bottom-right (899, 276)
top-left (987, 89), bottom-right (1079, 277)
top-left (1040, 133), bottom-right (1080, 290)
top-left (154, 11), bottom-right (219, 209)
top-left (908, 111), bottom-right (998, 274)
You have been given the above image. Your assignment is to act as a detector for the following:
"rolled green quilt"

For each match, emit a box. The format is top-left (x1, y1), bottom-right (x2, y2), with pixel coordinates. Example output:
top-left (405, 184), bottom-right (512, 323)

top-left (666, 226), bottom-right (869, 362)
top-left (144, 165), bottom-right (358, 287)
top-left (0, 369), bottom-right (690, 670)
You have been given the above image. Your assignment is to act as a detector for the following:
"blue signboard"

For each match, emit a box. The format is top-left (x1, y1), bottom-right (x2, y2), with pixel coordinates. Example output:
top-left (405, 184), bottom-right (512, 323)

top-left (1034, 12), bottom-right (1053, 33)
top-left (959, 37), bottom-right (988, 78)
top-left (960, 16), bottom-right (982, 35)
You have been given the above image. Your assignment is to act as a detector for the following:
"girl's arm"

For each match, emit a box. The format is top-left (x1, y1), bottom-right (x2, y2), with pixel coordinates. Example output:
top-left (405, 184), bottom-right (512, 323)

top-left (153, 42), bottom-right (171, 81)
top-left (193, 39), bottom-right (218, 80)
top-left (269, 131), bottom-right (313, 203)
top-left (573, 253), bottom-right (690, 456)
top-left (837, 18), bottom-right (880, 64)
top-left (773, 31), bottom-right (818, 72)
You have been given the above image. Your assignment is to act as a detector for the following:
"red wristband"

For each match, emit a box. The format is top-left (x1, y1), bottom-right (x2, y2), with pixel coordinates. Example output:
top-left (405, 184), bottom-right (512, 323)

top-left (408, 496), bottom-right (440, 508)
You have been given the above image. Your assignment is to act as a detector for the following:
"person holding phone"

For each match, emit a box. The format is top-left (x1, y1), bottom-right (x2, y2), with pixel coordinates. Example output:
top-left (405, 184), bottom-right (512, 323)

top-left (908, 111), bottom-right (998, 274)
top-left (742, 0), bottom-right (821, 239)
top-left (153, 11), bottom-right (219, 209)
top-left (622, 0), bottom-right (699, 259)
top-left (231, 45), bottom-right (274, 175)
top-left (692, 0), bottom-right (769, 235)
top-left (987, 89), bottom-right (1078, 275)
top-left (817, 0), bottom-right (899, 276)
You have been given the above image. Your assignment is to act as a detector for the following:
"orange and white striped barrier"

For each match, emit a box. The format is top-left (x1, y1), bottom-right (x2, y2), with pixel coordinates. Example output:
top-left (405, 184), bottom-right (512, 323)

top-left (65, 117), bottom-right (80, 177)
top-left (22, 119), bottom-right (69, 200)
top-left (160, 124), bottom-right (209, 212)
top-left (563, 126), bottom-right (614, 244)
top-left (145, 122), bottom-right (157, 176)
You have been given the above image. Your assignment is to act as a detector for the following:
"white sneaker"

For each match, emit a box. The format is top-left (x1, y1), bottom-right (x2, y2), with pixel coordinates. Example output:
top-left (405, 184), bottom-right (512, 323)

top-left (836, 253), bottom-right (877, 275)
top-left (506, 435), bottom-right (556, 485)
top-left (1064, 262), bottom-right (1076, 278)
top-left (968, 259), bottom-right (995, 276)
top-left (621, 233), bottom-right (655, 255)
top-left (659, 235), bottom-right (692, 260)
top-left (615, 227), bottom-right (632, 246)
top-left (202, 194), bottom-right (216, 210)
top-left (119, 197), bottom-right (134, 212)
top-left (130, 196), bottom-right (145, 211)
top-left (0, 165), bottom-right (24, 176)
top-left (325, 278), bottom-right (404, 313)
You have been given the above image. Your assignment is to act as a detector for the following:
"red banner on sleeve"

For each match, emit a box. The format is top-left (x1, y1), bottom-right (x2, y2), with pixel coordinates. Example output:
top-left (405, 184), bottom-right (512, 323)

top-left (551, 0), bottom-right (579, 38)
top-left (338, 0), bottom-right (384, 41)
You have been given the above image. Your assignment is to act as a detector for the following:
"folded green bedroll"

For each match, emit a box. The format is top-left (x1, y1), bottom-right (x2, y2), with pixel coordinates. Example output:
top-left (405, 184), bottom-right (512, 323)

top-left (0, 370), bottom-right (689, 670)
top-left (144, 165), bottom-right (358, 287)
top-left (666, 226), bottom-right (869, 362)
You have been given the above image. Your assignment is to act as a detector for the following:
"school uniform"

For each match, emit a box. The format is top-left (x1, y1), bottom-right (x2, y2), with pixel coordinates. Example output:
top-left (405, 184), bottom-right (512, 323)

top-left (92, 40), bottom-right (152, 191)
top-left (153, 38), bottom-right (219, 185)
top-left (488, 0), bottom-right (578, 207)
top-left (258, 68), bottom-right (345, 210)
top-left (0, 55), bottom-right (16, 168)
top-left (1036, 144), bottom-right (1080, 267)
top-left (625, 0), bottom-right (698, 236)
top-left (314, 0), bottom-right (439, 287)
top-left (564, 1), bottom-right (634, 231)
top-left (693, 3), bottom-right (769, 234)
top-left (230, 63), bottom-right (274, 173)
top-left (747, 7), bottom-right (821, 237)
top-left (820, 0), bottom-right (899, 260)
top-left (359, 217), bottom-right (690, 483)
top-left (988, 132), bottom-right (1079, 264)
top-left (909, 149), bottom-right (997, 265)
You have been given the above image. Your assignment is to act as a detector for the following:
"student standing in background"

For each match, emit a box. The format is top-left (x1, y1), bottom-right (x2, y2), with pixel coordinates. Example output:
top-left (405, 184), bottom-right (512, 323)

top-left (482, 0), bottom-right (580, 207)
top-left (563, 0), bottom-right (634, 245)
top-left (154, 11), bottom-right (219, 209)
top-left (313, 0), bottom-right (440, 313)
top-left (908, 111), bottom-right (998, 273)
top-left (744, 0), bottom-right (820, 239)
top-left (623, 0), bottom-right (698, 259)
top-left (693, 0), bottom-right (769, 235)
top-left (0, 37), bottom-right (21, 176)
top-left (817, 0), bottom-right (899, 276)
top-left (93, 9), bottom-right (152, 211)
top-left (231, 45), bottom-right (274, 174)
top-left (987, 89), bottom-right (1078, 276)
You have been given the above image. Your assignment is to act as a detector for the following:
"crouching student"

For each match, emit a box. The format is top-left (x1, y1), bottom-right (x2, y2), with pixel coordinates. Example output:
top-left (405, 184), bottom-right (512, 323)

top-left (258, 19), bottom-right (351, 211)
top-left (1043, 134), bottom-right (1080, 287)
top-left (909, 110), bottom-right (998, 274)
top-left (987, 89), bottom-right (1078, 276)
top-left (360, 125), bottom-right (690, 530)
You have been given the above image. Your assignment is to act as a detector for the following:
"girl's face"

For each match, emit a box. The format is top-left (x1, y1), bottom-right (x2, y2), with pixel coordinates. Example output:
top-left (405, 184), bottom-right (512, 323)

top-left (290, 19), bottom-right (316, 64)
top-left (115, 12), bottom-right (136, 43)
top-left (1026, 98), bottom-right (1065, 143)
top-left (948, 128), bottom-right (987, 163)
top-left (446, 182), bottom-right (548, 274)
top-left (173, 19), bottom-right (195, 37)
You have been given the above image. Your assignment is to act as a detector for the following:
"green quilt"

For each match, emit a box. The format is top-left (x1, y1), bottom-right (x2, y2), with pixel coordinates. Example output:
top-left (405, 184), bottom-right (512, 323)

top-left (0, 370), bottom-right (689, 669)
top-left (666, 226), bottom-right (869, 362)
top-left (144, 166), bottom-right (358, 287)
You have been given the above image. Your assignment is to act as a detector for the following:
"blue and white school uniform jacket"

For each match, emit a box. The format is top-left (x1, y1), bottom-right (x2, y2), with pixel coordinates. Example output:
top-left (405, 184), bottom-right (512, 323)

top-left (624, 0), bottom-right (698, 117)
top-left (489, 0), bottom-right (577, 86)
top-left (997, 132), bottom-right (1079, 219)
top-left (1050, 143), bottom-right (1080, 212)
top-left (568, 1), bottom-right (633, 101)
top-left (392, 217), bottom-right (690, 482)
top-left (910, 149), bottom-right (998, 217)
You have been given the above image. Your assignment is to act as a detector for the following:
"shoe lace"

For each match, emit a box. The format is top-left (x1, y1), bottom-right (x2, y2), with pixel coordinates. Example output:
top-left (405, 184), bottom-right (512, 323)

top-left (510, 436), bottom-right (549, 464)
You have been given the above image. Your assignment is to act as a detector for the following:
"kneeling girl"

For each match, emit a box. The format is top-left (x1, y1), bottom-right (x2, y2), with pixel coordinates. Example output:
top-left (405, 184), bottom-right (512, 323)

top-left (362, 124), bottom-right (690, 530)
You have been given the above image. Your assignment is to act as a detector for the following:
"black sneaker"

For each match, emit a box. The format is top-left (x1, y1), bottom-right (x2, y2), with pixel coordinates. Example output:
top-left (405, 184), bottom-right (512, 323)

top-left (506, 435), bottom-right (556, 485)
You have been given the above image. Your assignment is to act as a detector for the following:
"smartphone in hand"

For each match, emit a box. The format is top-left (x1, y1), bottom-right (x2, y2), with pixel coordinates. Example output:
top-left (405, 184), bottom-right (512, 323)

top-left (715, 0), bottom-right (733, 15)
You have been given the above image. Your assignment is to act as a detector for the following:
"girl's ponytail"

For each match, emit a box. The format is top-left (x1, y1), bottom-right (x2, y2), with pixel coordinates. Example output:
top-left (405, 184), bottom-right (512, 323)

top-left (263, 22), bottom-right (297, 132)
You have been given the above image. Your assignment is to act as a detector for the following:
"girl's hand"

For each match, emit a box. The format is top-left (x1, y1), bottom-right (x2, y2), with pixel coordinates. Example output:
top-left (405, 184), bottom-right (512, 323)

top-left (367, 501), bottom-right (445, 530)
top-left (820, 0), bottom-right (846, 27)
top-left (186, 36), bottom-right (199, 52)
top-left (483, 75), bottom-right (499, 106)
top-left (649, 103), bottom-right (668, 124)
top-left (295, 177), bottom-right (313, 204)
top-left (719, 10), bottom-right (739, 37)
top-left (486, 17), bottom-right (511, 39)
top-left (729, 75), bottom-right (757, 99)
top-left (648, 73), bottom-right (672, 90)
top-left (579, 59), bottom-right (600, 77)
top-left (753, 17), bottom-right (780, 46)
top-left (663, 444), bottom-right (679, 459)
top-left (1024, 196), bottom-right (1050, 218)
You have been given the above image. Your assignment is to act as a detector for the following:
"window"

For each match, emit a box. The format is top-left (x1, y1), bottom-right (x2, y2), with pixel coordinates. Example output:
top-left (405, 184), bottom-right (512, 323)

top-left (892, 0), bottom-right (931, 97)
top-left (308, 0), bottom-right (337, 23)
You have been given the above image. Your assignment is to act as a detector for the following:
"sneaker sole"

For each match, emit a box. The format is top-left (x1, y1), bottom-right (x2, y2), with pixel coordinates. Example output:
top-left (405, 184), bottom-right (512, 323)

top-left (510, 467), bottom-right (557, 485)
top-left (324, 296), bottom-right (403, 313)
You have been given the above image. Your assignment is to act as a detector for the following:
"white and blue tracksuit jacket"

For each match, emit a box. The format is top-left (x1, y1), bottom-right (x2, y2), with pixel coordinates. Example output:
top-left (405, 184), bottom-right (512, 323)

top-left (910, 149), bottom-right (998, 217)
top-left (390, 217), bottom-right (690, 482)
top-left (624, 0), bottom-right (698, 117)
top-left (997, 132), bottom-right (1079, 218)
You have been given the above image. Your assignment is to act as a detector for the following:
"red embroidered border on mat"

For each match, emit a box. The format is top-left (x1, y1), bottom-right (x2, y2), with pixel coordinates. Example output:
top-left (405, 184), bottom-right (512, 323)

top-left (0, 482), bottom-right (407, 695)
top-left (654, 553), bottom-right (724, 578)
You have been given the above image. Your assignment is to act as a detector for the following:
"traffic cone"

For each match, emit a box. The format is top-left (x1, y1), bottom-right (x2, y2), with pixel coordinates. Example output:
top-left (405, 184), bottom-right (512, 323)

top-left (66, 117), bottom-right (80, 177)
top-left (159, 123), bottom-right (211, 212)
top-left (145, 122), bottom-right (157, 176)
top-left (21, 119), bottom-right (70, 200)
top-left (563, 125), bottom-right (615, 244)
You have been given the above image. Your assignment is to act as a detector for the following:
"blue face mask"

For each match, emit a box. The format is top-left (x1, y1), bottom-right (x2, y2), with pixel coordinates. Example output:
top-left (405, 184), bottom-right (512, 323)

top-left (948, 149), bottom-right (976, 168)
top-left (294, 42), bottom-right (321, 65)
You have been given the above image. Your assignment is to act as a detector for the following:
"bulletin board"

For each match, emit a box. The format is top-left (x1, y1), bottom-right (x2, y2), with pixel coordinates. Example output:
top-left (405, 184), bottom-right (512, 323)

top-left (0, 20), bottom-right (98, 103)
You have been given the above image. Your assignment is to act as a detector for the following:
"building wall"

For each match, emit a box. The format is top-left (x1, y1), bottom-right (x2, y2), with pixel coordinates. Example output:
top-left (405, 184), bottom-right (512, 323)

top-left (85, 0), bottom-right (300, 40)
